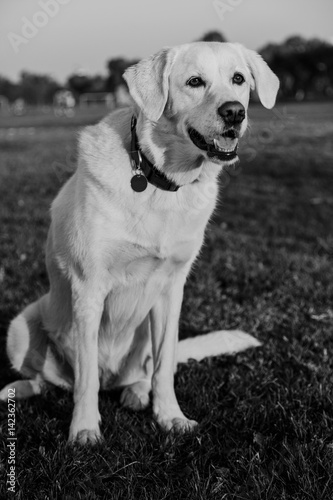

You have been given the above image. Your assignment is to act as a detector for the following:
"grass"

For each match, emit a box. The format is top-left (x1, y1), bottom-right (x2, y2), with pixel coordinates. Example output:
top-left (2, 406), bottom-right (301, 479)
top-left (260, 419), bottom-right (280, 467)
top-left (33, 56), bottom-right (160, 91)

top-left (0, 102), bottom-right (333, 499)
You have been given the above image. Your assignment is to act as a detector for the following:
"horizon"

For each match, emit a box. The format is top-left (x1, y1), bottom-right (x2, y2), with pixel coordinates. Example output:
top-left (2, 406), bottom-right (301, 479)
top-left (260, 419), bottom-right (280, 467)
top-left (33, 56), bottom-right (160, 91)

top-left (1, 0), bottom-right (333, 84)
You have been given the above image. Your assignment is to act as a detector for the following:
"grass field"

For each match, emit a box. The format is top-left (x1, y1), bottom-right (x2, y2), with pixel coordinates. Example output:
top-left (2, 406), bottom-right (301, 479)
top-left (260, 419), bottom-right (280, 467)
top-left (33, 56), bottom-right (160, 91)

top-left (0, 102), bottom-right (333, 499)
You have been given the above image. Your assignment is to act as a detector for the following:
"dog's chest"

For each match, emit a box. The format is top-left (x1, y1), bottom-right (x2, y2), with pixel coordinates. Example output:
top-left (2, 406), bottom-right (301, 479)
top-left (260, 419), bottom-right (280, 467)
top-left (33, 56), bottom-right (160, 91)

top-left (127, 207), bottom-right (206, 267)
top-left (101, 208), bottom-right (205, 319)
top-left (95, 186), bottom-right (216, 341)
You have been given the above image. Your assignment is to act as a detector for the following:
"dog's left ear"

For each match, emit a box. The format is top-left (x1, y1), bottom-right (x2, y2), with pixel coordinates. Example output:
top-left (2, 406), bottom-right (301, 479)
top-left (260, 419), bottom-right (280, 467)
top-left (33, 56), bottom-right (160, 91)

top-left (243, 48), bottom-right (280, 109)
top-left (123, 47), bottom-right (175, 122)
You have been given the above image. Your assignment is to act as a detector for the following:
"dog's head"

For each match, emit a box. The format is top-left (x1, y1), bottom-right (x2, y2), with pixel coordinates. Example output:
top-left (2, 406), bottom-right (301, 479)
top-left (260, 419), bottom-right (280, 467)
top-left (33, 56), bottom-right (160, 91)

top-left (124, 42), bottom-right (279, 166)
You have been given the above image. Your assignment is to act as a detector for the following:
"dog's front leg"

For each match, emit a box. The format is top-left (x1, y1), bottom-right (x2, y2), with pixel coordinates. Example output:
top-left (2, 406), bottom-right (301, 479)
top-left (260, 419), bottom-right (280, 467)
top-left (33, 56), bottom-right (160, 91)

top-left (150, 274), bottom-right (198, 433)
top-left (68, 283), bottom-right (104, 445)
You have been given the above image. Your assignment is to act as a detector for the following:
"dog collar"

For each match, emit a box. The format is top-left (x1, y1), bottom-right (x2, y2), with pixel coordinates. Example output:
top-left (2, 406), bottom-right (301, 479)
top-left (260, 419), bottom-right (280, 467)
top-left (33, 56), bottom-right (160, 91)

top-left (130, 116), bottom-right (180, 192)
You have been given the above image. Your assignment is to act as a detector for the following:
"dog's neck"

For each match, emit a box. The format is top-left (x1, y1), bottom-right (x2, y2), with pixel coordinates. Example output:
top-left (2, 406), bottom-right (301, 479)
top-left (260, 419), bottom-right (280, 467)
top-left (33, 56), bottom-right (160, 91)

top-left (135, 113), bottom-right (221, 188)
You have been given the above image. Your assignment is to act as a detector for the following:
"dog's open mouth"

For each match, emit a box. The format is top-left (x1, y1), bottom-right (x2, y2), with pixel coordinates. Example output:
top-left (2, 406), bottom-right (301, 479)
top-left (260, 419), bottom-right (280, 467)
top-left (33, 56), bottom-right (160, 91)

top-left (188, 127), bottom-right (238, 161)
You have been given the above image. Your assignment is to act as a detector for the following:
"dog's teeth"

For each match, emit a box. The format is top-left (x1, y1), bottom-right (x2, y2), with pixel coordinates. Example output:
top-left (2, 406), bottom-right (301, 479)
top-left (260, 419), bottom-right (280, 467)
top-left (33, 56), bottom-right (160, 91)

top-left (213, 139), bottom-right (234, 152)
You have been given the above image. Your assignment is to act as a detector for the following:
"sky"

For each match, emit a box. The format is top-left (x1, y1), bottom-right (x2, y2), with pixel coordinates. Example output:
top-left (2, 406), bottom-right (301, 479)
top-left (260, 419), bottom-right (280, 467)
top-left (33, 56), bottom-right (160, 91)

top-left (1, 0), bottom-right (332, 84)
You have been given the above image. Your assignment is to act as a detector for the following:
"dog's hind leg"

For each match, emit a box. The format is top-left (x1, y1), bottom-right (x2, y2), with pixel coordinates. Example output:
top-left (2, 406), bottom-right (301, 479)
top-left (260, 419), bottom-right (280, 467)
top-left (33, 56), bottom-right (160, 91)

top-left (0, 296), bottom-right (72, 401)
top-left (117, 315), bottom-right (153, 411)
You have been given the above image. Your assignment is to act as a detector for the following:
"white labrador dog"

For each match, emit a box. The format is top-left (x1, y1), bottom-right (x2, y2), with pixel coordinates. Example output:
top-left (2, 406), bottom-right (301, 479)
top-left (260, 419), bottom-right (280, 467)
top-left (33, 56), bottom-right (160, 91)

top-left (0, 42), bottom-right (279, 444)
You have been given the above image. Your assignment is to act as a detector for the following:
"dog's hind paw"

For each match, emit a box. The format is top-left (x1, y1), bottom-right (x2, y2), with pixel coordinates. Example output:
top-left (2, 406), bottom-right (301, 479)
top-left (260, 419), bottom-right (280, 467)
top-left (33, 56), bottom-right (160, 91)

top-left (0, 387), bottom-right (8, 401)
top-left (0, 379), bottom-right (44, 400)
top-left (120, 381), bottom-right (151, 411)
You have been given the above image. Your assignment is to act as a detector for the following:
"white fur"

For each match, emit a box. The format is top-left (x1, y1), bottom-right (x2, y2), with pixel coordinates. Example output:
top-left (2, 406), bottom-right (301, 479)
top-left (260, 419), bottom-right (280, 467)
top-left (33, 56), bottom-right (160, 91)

top-left (0, 42), bottom-right (278, 443)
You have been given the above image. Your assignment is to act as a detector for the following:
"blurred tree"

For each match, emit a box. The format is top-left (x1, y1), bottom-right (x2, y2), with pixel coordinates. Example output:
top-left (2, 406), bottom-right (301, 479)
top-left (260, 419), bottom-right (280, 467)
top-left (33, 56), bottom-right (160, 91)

top-left (66, 73), bottom-right (107, 96)
top-left (105, 58), bottom-right (139, 106)
top-left (105, 58), bottom-right (138, 93)
top-left (260, 36), bottom-right (333, 100)
top-left (67, 73), bottom-right (93, 95)
top-left (0, 72), bottom-right (61, 105)
top-left (0, 76), bottom-right (20, 102)
top-left (90, 75), bottom-right (106, 92)
top-left (19, 72), bottom-right (60, 105)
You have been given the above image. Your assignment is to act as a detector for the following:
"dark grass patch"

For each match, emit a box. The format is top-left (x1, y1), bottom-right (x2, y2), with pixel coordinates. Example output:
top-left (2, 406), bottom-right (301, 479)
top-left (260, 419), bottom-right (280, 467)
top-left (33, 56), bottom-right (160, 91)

top-left (1, 103), bottom-right (333, 499)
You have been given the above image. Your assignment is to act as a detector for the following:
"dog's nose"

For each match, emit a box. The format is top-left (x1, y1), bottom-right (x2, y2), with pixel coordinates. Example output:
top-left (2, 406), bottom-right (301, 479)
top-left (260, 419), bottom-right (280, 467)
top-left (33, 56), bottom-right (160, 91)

top-left (218, 101), bottom-right (245, 125)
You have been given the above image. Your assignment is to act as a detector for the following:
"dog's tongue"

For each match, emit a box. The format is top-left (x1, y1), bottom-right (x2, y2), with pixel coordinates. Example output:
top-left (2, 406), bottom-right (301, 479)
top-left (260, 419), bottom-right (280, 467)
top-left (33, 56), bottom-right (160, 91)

top-left (207, 139), bottom-right (238, 160)
top-left (213, 138), bottom-right (237, 153)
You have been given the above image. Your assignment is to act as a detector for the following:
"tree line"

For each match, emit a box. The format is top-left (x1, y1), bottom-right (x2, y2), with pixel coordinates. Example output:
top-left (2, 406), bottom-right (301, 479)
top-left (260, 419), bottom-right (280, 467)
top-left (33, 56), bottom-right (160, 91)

top-left (0, 32), bottom-right (332, 106)
top-left (260, 36), bottom-right (333, 100)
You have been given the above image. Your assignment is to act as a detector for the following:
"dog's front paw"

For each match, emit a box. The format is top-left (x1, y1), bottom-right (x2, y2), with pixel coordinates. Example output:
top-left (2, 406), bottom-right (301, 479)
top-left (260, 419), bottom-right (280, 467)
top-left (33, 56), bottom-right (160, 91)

top-left (157, 415), bottom-right (198, 433)
top-left (68, 426), bottom-right (103, 446)
top-left (169, 417), bottom-right (198, 433)
top-left (68, 410), bottom-right (102, 445)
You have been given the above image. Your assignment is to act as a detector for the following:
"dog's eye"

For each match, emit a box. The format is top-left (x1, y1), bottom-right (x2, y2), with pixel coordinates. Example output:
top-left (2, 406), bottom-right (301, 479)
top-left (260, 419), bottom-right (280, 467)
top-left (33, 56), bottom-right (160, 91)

top-left (186, 76), bottom-right (205, 88)
top-left (232, 73), bottom-right (245, 85)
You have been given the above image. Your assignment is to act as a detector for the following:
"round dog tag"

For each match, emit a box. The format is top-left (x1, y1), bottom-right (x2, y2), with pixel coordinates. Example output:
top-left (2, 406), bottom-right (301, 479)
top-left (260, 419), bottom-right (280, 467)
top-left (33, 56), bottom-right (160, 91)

top-left (131, 174), bottom-right (148, 192)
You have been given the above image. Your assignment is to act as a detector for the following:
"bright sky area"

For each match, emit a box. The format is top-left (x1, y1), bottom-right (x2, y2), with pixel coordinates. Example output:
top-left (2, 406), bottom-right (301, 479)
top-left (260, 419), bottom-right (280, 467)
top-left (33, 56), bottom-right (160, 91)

top-left (1, 0), bottom-right (332, 83)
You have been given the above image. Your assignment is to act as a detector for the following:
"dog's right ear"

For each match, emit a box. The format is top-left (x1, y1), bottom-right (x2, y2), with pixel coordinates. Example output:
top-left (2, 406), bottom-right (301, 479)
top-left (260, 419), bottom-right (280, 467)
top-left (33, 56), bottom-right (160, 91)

top-left (123, 47), bottom-right (175, 122)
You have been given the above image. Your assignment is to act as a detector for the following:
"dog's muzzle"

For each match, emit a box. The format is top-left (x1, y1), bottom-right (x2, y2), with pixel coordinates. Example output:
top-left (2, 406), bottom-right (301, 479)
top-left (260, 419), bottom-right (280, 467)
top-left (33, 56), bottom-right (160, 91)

top-left (188, 127), bottom-right (239, 161)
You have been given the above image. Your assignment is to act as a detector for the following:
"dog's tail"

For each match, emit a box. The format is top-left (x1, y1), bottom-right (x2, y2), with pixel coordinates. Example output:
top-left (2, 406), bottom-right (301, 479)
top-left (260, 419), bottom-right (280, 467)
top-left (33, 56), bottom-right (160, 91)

top-left (0, 295), bottom-right (72, 401)
top-left (177, 330), bottom-right (261, 364)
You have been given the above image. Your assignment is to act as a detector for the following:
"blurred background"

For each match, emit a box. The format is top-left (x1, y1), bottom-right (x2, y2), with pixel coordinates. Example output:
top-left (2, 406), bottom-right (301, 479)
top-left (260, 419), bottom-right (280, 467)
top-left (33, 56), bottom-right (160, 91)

top-left (0, 0), bottom-right (332, 115)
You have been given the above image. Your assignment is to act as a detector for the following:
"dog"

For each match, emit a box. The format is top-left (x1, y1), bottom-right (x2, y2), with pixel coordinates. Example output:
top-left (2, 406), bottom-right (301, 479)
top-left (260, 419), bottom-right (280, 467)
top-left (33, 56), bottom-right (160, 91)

top-left (0, 42), bottom-right (279, 444)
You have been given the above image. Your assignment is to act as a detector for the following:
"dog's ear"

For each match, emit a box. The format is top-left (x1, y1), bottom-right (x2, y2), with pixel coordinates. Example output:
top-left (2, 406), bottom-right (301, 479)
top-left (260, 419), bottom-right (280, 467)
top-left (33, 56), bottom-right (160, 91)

top-left (243, 48), bottom-right (279, 109)
top-left (123, 47), bottom-right (175, 122)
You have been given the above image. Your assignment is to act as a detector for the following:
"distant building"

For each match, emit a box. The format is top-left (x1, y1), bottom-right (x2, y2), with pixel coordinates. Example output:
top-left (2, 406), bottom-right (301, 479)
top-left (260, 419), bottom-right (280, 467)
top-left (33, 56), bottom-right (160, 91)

top-left (53, 90), bottom-right (76, 117)
top-left (79, 92), bottom-right (113, 109)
